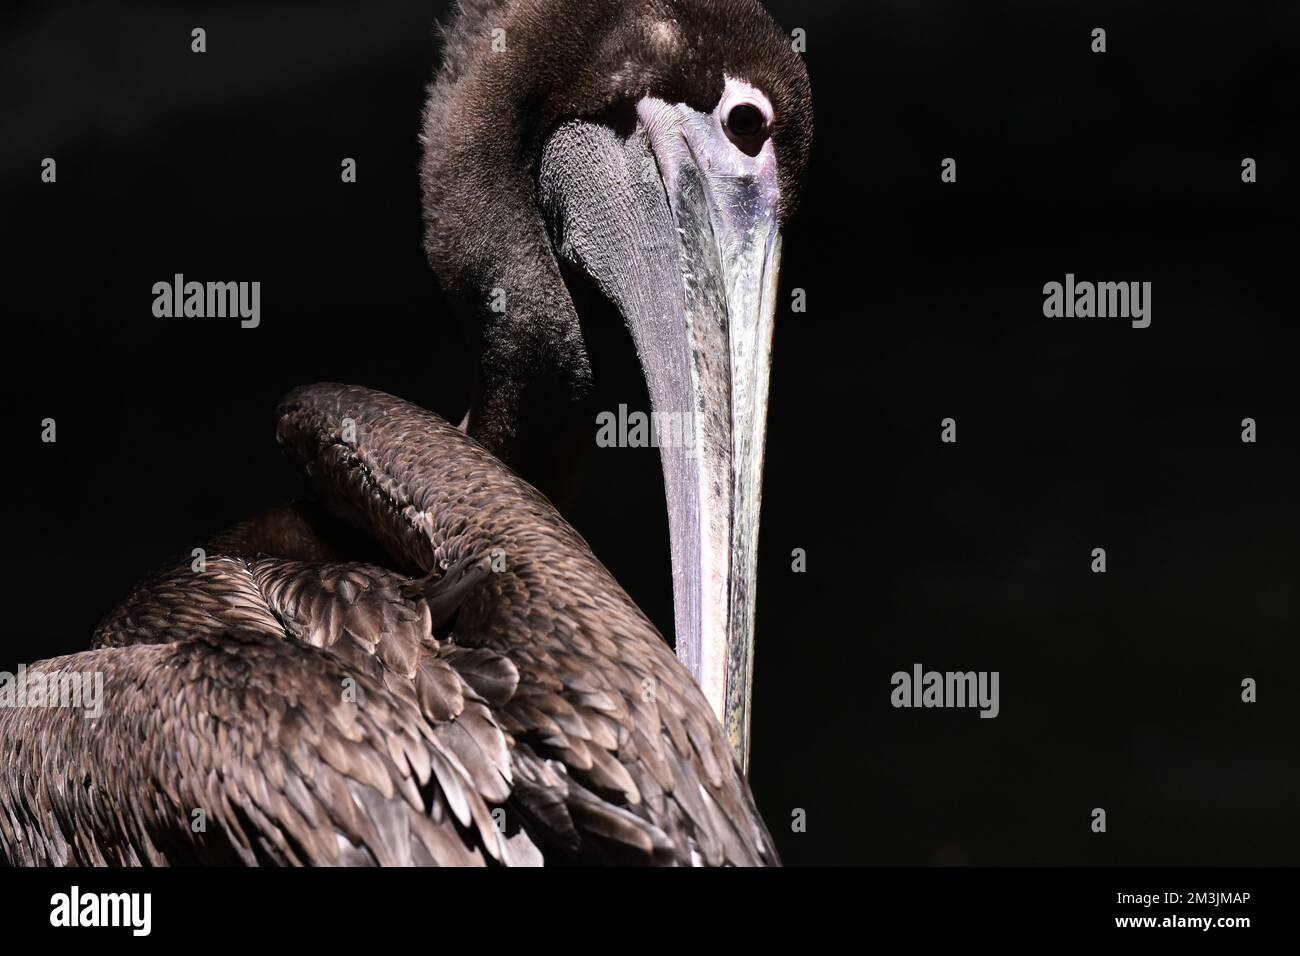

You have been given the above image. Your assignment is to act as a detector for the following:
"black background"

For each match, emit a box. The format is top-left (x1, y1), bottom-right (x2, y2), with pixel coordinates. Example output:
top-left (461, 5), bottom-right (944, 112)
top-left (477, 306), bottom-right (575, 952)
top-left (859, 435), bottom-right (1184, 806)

top-left (2, 0), bottom-right (1297, 866)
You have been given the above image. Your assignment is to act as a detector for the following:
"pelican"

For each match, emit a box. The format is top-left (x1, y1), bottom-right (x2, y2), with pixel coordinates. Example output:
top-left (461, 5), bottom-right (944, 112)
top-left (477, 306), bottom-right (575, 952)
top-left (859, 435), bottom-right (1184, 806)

top-left (0, 0), bottom-right (811, 866)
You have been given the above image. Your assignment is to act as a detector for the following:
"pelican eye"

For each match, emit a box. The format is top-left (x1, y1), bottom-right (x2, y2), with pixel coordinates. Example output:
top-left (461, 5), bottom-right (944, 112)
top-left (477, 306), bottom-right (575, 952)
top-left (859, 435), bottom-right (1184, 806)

top-left (726, 103), bottom-right (766, 137)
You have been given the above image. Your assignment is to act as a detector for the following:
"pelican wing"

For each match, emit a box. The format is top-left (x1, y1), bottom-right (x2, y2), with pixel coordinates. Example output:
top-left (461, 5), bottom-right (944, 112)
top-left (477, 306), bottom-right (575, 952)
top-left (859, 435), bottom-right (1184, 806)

top-left (2, 384), bottom-right (775, 866)
top-left (0, 630), bottom-right (509, 866)
top-left (278, 383), bottom-right (778, 865)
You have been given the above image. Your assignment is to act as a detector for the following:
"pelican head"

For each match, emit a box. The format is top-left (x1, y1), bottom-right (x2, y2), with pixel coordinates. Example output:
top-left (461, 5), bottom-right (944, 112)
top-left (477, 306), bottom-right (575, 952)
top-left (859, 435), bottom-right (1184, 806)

top-left (420, 0), bottom-right (812, 771)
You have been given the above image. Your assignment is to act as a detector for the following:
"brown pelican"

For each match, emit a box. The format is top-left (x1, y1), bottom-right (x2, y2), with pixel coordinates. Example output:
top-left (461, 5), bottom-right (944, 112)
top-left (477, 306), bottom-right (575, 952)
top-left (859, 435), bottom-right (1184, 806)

top-left (0, 0), bottom-right (811, 866)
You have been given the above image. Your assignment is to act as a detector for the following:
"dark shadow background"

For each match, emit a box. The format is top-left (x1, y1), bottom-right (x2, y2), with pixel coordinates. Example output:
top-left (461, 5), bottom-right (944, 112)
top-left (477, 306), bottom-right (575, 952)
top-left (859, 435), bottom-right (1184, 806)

top-left (2, 0), bottom-right (1297, 864)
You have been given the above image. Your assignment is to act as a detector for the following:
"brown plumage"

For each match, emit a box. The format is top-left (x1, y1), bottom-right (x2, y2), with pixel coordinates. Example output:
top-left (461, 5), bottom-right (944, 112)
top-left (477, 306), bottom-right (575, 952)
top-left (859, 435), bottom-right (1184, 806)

top-left (421, 0), bottom-right (811, 476)
top-left (0, 385), bottom-right (775, 865)
top-left (1, 0), bottom-right (810, 866)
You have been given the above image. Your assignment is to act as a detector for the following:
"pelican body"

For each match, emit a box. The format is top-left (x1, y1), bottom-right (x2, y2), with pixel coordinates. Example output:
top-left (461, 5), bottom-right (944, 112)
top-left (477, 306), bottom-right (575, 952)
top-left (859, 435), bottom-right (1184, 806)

top-left (0, 0), bottom-right (811, 866)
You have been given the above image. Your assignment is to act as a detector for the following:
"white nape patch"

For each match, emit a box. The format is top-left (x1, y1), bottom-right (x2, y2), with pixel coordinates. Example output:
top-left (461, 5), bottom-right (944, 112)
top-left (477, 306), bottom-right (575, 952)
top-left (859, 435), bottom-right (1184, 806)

top-left (647, 19), bottom-right (682, 56)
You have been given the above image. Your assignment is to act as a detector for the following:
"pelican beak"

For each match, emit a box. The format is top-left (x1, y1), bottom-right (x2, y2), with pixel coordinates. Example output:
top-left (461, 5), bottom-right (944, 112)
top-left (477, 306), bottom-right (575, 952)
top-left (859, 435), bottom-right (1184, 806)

top-left (539, 87), bottom-right (781, 773)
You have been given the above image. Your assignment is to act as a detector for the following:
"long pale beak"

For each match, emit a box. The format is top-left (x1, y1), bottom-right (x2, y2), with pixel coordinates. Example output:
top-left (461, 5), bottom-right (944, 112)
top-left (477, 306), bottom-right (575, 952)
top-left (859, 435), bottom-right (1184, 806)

top-left (539, 91), bottom-right (782, 772)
